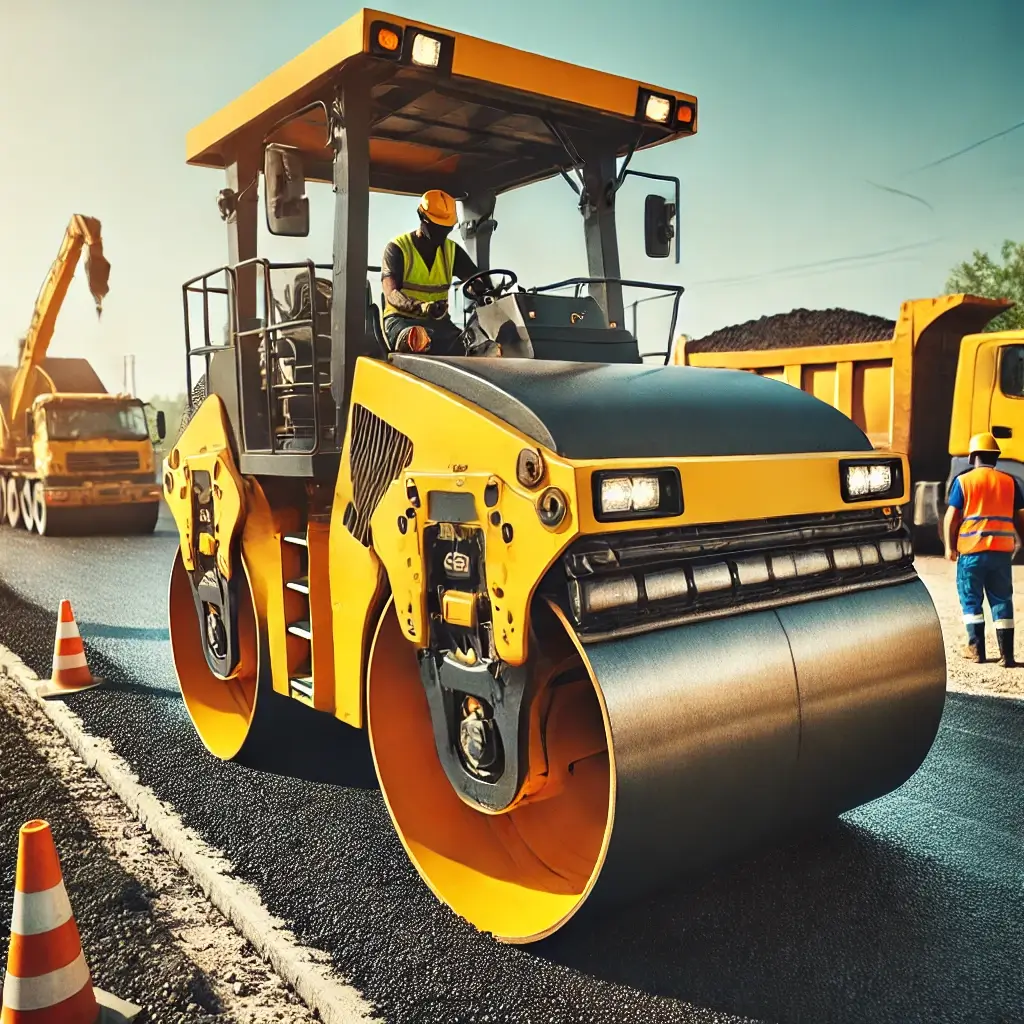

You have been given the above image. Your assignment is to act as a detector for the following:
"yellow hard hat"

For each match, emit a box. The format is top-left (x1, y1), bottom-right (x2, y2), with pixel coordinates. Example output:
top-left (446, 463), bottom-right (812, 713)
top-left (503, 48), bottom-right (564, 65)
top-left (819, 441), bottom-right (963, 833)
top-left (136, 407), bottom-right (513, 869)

top-left (418, 189), bottom-right (458, 227)
top-left (969, 431), bottom-right (1001, 455)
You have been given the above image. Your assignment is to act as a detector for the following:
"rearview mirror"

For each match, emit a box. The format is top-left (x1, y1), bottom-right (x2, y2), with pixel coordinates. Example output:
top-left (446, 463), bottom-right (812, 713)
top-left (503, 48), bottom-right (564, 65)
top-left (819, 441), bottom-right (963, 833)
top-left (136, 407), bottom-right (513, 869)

top-left (264, 145), bottom-right (310, 237)
top-left (155, 410), bottom-right (167, 441)
top-left (644, 194), bottom-right (676, 259)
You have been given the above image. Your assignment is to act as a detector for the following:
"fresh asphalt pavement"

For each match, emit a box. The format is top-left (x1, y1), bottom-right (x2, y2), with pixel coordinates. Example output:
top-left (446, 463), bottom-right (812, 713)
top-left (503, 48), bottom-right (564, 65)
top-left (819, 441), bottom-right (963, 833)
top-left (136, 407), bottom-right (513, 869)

top-left (0, 509), bottom-right (1022, 1024)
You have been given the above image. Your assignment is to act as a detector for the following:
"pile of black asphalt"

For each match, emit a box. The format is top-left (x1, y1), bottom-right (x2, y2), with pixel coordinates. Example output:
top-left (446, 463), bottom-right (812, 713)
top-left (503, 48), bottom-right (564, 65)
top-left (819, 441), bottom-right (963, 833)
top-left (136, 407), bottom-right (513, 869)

top-left (0, 697), bottom-right (222, 1022)
top-left (2, 578), bottom-right (1023, 1024)
top-left (687, 308), bottom-right (896, 353)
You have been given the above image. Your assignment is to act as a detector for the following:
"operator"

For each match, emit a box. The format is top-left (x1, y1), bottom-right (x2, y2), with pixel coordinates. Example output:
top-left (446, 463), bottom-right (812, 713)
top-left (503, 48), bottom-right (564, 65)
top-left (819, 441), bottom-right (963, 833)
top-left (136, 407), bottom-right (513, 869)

top-left (381, 190), bottom-right (488, 355)
top-left (943, 431), bottom-right (1024, 667)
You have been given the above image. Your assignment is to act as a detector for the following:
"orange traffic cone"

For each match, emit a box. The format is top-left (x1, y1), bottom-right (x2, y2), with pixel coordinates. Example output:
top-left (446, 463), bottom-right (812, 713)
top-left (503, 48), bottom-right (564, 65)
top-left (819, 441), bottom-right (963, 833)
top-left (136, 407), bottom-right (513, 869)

top-left (1, 820), bottom-right (139, 1023)
top-left (34, 601), bottom-right (102, 700)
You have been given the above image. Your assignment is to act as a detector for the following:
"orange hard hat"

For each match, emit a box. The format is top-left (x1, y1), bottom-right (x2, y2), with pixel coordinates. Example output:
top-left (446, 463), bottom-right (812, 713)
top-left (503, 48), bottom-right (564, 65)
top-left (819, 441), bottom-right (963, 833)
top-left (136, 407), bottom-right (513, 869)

top-left (418, 189), bottom-right (458, 227)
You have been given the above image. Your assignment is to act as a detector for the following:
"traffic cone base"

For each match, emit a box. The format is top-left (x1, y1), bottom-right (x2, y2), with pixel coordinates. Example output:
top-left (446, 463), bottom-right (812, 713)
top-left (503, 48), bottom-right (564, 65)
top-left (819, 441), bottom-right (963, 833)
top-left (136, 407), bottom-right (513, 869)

top-left (35, 600), bottom-right (103, 700)
top-left (2, 821), bottom-right (139, 1024)
top-left (95, 988), bottom-right (141, 1022)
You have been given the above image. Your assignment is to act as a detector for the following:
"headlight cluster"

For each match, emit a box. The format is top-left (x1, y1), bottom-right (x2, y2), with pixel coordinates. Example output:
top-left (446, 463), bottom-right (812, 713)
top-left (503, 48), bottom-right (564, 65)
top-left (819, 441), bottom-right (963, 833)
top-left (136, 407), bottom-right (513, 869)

top-left (840, 458), bottom-right (903, 502)
top-left (593, 468), bottom-right (683, 522)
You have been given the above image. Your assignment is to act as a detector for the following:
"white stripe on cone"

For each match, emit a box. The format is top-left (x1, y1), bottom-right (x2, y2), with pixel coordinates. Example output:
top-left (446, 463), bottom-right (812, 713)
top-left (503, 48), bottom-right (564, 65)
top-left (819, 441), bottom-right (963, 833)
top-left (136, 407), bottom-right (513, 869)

top-left (1, 950), bottom-right (91, 1011)
top-left (54, 653), bottom-right (88, 672)
top-left (10, 880), bottom-right (73, 936)
top-left (55, 620), bottom-right (82, 641)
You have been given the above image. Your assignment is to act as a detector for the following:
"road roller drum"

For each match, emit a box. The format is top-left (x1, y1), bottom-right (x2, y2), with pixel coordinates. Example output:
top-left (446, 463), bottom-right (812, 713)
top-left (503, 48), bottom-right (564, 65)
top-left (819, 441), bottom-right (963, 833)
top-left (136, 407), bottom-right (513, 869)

top-left (367, 576), bottom-right (945, 942)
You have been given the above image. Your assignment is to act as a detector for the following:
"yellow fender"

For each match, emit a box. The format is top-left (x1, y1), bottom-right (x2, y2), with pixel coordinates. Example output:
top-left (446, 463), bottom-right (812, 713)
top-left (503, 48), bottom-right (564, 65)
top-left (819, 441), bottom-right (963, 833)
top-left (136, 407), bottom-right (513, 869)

top-left (162, 395), bottom-right (246, 581)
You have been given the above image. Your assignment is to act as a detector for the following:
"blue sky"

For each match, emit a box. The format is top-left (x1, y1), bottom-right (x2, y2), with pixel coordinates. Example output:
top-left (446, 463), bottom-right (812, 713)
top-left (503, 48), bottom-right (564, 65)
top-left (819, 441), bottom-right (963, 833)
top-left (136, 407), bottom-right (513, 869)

top-left (1, 0), bottom-right (1022, 398)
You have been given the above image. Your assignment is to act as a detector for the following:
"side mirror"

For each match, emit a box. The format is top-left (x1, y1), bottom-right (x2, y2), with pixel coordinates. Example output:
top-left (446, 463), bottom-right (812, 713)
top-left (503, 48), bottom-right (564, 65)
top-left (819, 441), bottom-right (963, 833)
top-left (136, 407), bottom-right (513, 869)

top-left (644, 194), bottom-right (676, 259)
top-left (155, 410), bottom-right (167, 441)
top-left (264, 145), bottom-right (310, 237)
top-left (25, 410), bottom-right (34, 439)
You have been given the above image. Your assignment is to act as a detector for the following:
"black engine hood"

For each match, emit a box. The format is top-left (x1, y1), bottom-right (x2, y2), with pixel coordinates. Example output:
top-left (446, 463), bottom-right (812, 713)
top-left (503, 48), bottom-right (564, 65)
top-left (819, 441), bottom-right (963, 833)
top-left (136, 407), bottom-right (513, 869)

top-left (390, 356), bottom-right (873, 460)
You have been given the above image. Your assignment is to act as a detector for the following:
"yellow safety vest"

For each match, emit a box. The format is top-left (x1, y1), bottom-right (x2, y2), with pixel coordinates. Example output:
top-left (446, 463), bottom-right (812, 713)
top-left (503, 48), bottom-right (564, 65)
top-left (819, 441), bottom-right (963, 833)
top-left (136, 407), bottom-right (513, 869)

top-left (383, 232), bottom-right (455, 318)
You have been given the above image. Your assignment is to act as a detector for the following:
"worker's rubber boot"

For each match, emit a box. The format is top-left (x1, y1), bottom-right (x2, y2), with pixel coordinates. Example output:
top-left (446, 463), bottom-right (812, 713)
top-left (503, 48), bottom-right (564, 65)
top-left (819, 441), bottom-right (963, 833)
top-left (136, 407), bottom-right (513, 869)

top-left (397, 325), bottom-right (431, 353)
top-left (963, 623), bottom-right (986, 663)
top-left (997, 628), bottom-right (1016, 668)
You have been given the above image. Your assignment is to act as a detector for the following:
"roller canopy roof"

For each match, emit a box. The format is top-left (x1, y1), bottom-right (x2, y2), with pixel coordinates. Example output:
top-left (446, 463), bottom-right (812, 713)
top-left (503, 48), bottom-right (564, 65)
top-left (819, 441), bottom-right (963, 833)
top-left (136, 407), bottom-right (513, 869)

top-left (391, 357), bottom-right (874, 460)
top-left (186, 8), bottom-right (698, 197)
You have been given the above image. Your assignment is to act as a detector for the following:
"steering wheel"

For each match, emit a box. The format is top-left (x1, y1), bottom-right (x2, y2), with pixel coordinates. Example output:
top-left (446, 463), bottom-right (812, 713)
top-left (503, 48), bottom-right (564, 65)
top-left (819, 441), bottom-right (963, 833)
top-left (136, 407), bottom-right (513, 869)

top-left (461, 268), bottom-right (518, 301)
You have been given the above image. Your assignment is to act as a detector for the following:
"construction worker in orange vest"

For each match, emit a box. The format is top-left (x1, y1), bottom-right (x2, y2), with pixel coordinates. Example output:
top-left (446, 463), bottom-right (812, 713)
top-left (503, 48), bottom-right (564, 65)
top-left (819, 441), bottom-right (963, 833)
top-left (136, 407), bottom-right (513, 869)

top-left (943, 431), bottom-right (1024, 666)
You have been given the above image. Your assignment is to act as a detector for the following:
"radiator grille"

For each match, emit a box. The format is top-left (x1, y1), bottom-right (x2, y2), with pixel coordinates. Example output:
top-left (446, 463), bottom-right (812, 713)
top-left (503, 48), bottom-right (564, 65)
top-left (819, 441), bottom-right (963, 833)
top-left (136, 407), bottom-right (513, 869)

top-left (344, 405), bottom-right (413, 546)
top-left (66, 450), bottom-right (141, 474)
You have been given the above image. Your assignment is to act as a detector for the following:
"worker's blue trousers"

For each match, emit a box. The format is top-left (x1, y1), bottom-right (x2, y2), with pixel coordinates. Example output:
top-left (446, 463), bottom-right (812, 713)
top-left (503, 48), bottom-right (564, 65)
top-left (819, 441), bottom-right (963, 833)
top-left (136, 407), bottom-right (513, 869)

top-left (956, 551), bottom-right (1015, 646)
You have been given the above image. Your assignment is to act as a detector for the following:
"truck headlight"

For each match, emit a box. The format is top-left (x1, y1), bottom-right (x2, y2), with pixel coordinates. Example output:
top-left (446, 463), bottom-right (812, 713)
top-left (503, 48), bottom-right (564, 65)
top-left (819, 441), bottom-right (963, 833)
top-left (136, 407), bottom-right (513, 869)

top-left (840, 458), bottom-right (903, 502)
top-left (593, 468), bottom-right (683, 522)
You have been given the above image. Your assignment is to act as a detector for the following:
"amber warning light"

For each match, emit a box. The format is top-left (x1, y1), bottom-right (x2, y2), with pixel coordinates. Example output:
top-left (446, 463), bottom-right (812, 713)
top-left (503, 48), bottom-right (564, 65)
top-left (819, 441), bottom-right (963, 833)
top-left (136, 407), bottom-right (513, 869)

top-left (377, 27), bottom-right (400, 51)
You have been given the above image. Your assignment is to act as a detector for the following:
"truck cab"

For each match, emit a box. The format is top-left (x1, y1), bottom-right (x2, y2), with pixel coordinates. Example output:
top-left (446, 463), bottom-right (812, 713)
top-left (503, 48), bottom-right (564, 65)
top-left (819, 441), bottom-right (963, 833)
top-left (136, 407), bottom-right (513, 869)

top-left (946, 324), bottom-right (1024, 497)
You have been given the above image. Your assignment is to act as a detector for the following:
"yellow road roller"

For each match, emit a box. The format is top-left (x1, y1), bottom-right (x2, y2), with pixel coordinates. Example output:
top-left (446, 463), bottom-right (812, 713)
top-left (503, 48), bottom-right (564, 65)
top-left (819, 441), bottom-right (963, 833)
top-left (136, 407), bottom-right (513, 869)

top-left (164, 8), bottom-right (947, 943)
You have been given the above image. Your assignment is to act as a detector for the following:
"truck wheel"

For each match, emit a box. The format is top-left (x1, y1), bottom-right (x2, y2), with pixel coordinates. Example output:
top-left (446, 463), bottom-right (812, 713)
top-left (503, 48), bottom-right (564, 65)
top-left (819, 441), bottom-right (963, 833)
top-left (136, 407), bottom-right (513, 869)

top-left (6, 477), bottom-right (21, 529)
top-left (127, 502), bottom-right (160, 535)
top-left (19, 480), bottom-right (33, 531)
top-left (31, 482), bottom-right (48, 535)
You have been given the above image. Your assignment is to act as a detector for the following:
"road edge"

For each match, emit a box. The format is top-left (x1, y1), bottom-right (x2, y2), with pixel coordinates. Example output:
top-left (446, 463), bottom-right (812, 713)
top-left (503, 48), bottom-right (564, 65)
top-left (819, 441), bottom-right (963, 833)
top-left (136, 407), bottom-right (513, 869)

top-left (0, 643), bottom-right (378, 1024)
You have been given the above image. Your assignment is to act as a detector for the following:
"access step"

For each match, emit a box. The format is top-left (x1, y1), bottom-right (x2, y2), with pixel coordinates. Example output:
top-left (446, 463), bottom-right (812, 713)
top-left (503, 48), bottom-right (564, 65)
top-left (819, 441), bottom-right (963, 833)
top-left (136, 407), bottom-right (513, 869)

top-left (289, 675), bottom-right (314, 699)
top-left (287, 620), bottom-right (312, 640)
top-left (286, 577), bottom-right (310, 595)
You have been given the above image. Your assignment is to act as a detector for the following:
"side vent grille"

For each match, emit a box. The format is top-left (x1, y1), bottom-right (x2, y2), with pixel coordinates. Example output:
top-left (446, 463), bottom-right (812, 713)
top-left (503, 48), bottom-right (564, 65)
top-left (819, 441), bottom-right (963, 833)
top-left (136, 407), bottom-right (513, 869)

top-left (346, 404), bottom-right (413, 546)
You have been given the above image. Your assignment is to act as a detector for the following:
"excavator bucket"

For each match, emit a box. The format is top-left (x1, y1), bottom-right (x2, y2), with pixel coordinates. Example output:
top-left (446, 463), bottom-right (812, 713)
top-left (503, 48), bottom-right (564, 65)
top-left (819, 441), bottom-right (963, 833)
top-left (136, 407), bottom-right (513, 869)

top-left (83, 230), bottom-right (110, 317)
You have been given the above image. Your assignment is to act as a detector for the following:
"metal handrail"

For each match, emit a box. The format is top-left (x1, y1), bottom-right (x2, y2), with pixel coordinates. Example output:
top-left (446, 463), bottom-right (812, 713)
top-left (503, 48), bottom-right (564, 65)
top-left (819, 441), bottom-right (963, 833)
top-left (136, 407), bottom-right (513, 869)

top-left (528, 276), bottom-right (686, 364)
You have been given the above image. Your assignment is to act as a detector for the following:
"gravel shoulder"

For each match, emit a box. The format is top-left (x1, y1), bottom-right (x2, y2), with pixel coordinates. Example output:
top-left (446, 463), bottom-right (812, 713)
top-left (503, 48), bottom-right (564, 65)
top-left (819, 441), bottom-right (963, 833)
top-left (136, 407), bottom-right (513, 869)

top-left (0, 665), bottom-right (321, 1024)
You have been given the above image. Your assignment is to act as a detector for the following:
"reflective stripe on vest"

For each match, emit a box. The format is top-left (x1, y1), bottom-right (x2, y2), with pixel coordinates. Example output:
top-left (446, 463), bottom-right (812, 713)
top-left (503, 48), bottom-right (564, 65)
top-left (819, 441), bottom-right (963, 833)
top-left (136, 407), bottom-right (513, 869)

top-left (957, 466), bottom-right (1017, 554)
top-left (383, 233), bottom-right (455, 318)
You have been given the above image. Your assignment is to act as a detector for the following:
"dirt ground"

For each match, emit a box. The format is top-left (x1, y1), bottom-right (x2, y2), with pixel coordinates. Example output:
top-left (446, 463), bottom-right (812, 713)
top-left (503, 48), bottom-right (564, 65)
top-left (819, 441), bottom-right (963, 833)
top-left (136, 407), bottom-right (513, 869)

top-left (916, 554), bottom-right (1024, 699)
top-left (0, 675), bottom-right (321, 1024)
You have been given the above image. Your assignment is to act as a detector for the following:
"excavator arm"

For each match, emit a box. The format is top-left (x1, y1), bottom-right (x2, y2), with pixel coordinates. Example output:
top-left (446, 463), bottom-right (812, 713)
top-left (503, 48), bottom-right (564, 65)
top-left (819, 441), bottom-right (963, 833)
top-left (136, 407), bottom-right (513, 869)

top-left (2, 215), bottom-right (110, 453)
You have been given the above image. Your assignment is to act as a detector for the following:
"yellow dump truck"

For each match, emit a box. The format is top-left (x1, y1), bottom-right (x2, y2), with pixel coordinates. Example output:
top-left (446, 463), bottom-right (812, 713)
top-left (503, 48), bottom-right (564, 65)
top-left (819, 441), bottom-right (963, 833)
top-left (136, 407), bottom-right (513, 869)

top-left (164, 8), bottom-right (946, 943)
top-left (672, 295), bottom-right (1021, 547)
top-left (0, 215), bottom-right (165, 535)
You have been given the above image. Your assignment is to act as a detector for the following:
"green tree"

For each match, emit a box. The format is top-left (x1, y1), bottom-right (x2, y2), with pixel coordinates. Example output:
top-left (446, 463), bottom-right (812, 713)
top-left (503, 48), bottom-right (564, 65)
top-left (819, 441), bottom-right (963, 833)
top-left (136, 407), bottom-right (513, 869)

top-left (946, 239), bottom-right (1024, 332)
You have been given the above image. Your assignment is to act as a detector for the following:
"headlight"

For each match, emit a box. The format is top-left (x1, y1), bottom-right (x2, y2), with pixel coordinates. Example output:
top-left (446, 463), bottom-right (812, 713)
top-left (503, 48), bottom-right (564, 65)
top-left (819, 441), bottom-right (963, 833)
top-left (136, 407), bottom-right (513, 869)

top-left (410, 32), bottom-right (442, 67)
top-left (644, 95), bottom-right (672, 124)
top-left (602, 476), bottom-right (660, 513)
top-left (637, 89), bottom-right (674, 124)
top-left (839, 458), bottom-right (903, 502)
top-left (593, 468), bottom-right (683, 522)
